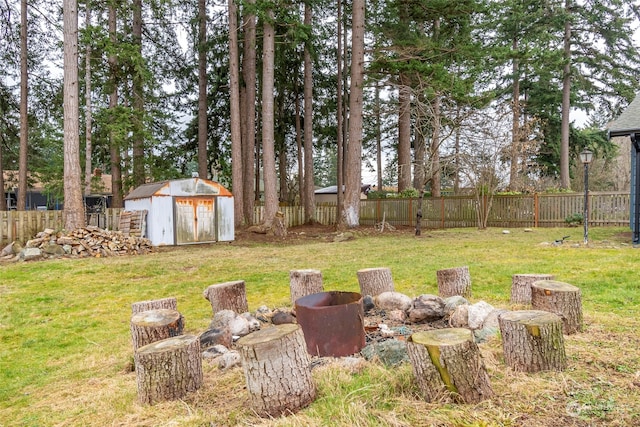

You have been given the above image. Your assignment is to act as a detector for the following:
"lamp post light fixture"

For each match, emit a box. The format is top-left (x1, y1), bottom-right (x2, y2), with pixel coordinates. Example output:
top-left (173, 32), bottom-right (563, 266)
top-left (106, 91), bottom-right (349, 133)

top-left (579, 149), bottom-right (593, 245)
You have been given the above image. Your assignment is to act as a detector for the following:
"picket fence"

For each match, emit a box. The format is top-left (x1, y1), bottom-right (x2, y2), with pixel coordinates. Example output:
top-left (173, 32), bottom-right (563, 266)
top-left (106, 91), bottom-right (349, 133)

top-left (0, 192), bottom-right (631, 245)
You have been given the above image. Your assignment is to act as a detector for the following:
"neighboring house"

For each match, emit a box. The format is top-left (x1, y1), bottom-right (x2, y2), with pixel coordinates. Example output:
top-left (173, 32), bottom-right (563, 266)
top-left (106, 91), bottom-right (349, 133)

top-left (314, 185), bottom-right (371, 204)
top-left (2, 169), bottom-right (113, 211)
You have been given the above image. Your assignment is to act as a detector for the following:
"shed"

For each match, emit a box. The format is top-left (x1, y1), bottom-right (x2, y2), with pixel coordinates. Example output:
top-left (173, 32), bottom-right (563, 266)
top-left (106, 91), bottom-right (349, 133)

top-left (608, 94), bottom-right (640, 245)
top-left (124, 178), bottom-right (234, 246)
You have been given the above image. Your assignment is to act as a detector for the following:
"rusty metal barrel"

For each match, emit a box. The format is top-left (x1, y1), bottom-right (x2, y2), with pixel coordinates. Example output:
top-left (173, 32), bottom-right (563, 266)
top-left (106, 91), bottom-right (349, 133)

top-left (294, 291), bottom-right (365, 357)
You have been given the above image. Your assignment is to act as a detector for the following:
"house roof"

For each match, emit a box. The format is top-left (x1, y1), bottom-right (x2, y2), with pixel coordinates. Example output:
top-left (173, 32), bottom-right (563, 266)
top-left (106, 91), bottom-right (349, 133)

top-left (609, 94), bottom-right (640, 137)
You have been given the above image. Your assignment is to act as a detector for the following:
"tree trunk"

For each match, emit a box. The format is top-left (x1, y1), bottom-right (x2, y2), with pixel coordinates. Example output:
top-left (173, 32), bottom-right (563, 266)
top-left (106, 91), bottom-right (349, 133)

top-left (436, 266), bottom-right (471, 298)
top-left (407, 328), bottom-right (494, 404)
top-left (498, 310), bottom-right (567, 372)
top-left (336, 0), bottom-right (344, 223)
top-left (511, 274), bottom-right (555, 305)
top-left (237, 324), bottom-right (317, 417)
top-left (261, 11), bottom-right (278, 229)
top-left (560, 0), bottom-right (572, 190)
top-left (340, 0), bottom-right (364, 229)
top-left (203, 280), bottom-right (248, 314)
top-left (241, 0), bottom-right (256, 225)
top-left (430, 94), bottom-right (442, 198)
top-left (132, 0), bottom-right (145, 187)
top-left (134, 334), bottom-right (203, 405)
top-left (84, 4), bottom-right (92, 195)
top-left (131, 297), bottom-right (178, 315)
top-left (303, 1), bottom-right (315, 224)
top-left (531, 280), bottom-right (583, 334)
top-left (509, 37), bottom-right (521, 192)
top-left (197, 0), bottom-right (208, 179)
top-left (289, 269), bottom-right (323, 305)
top-left (397, 74), bottom-right (411, 192)
top-left (130, 308), bottom-right (184, 351)
top-left (0, 144), bottom-right (5, 210)
top-left (229, 0), bottom-right (244, 227)
top-left (18, 0), bottom-right (28, 211)
top-left (357, 267), bottom-right (394, 297)
top-left (108, 3), bottom-right (123, 208)
top-left (63, 0), bottom-right (86, 230)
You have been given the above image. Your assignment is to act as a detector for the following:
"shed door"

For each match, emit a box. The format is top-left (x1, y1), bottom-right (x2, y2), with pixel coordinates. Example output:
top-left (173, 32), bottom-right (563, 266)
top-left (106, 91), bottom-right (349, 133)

top-left (175, 197), bottom-right (216, 244)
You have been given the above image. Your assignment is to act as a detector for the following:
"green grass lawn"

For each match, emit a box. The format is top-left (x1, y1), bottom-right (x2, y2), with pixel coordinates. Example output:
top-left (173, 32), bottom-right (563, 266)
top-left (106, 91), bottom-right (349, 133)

top-left (1, 226), bottom-right (639, 426)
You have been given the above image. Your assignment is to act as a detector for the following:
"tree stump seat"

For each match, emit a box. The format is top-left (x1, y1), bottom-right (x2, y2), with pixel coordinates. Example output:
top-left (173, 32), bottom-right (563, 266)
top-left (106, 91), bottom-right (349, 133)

top-left (531, 280), bottom-right (583, 334)
top-left (134, 334), bottom-right (203, 405)
top-left (436, 266), bottom-right (471, 298)
top-left (406, 328), bottom-right (494, 404)
top-left (357, 267), bottom-right (394, 297)
top-left (289, 269), bottom-right (324, 305)
top-left (510, 274), bottom-right (555, 305)
top-left (131, 297), bottom-right (177, 314)
top-left (236, 324), bottom-right (317, 417)
top-left (130, 308), bottom-right (184, 351)
top-left (203, 280), bottom-right (249, 314)
top-left (498, 310), bottom-right (566, 372)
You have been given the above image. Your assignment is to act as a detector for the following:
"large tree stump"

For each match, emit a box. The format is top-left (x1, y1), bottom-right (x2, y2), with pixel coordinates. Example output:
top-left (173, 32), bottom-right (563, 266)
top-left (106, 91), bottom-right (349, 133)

top-left (406, 328), bottom-right (494, 404)
top-left (131, 297), bottom-right (177, 314)
top-left (510, 274), bottom-right (555, 305)
top-left (236, 324), bottom-right (317, 417)
top-left (203, 280), bottom-right (249, 314)
top-left (531, 280), bottom-right (583, 334)
top-left (130, 309), bottom-right (184, 351)
top-left (357, 267), bottom-right (394, 297)
top-left (436, 266), bottom-right (471, 298)
top-left (134, 334), bottom-right (203, 405)
top-left (289, 269), bottom-right (324, 305)
top-left (498, 310), bottom-right (566, 372)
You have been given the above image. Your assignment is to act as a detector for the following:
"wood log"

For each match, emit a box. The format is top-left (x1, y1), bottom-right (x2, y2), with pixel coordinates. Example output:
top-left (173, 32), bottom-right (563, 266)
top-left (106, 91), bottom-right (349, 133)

top-left (130, 308), bottom-right (184, 351)
top-left (203, 280), bottom-right (249, 314)
top-left (406, 328), bottom-right (493, 404)
top-left (134, 334), bottom-right (203, 405)
top-left (289, 269), bottom-right (324, 305)
top-left (436, 266), bottom-right (471, 298)
top-left (511, 274), bottom-right (555, 305)
top-left (131, 297), bottom-right (178, 315)
top-left (357, 267), bottom-right (394, 297)
top-left (531, 280), bottom-right (583, 334)
top-left (498, 310), bottom-right (566, 372)
top-left (236, 324), bottom-right (317, 417)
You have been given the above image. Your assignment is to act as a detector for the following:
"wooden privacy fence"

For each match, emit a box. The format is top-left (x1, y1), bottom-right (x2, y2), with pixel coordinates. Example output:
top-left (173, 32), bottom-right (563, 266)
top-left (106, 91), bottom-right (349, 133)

top-left (0, 192), bottom-right (631, 245)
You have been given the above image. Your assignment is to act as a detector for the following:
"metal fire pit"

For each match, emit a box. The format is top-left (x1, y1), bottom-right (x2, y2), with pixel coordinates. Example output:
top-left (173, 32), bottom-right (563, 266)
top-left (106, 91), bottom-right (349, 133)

top-left (295, 291), bottom-right (365, 357)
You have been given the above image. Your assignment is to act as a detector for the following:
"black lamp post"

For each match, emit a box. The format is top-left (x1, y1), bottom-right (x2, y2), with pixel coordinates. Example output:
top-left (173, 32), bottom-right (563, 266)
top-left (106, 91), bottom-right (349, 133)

top-left (579, 149), bottom-right (593, 245)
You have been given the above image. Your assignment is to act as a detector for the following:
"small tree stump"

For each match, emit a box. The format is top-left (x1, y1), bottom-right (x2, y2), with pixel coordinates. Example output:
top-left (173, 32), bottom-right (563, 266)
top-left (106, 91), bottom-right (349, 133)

top-left (510, 274), bottom-right (555, 305)
top-left (498, 310), bottom-right (566, 372)
top-left (289, 269), bottom-right (324, 305)
top-left (437, 266), bottom-right (471, 298)
top-left (131, 297), bottom-right (177, 314)
top-left (203, 280), bottom-right (249, 314)
top-left (406, 328), bottom-right (494, 404)
top-left (130, 309), bottom-right (184, 351)
top-left (531, 280), bottom-right (583, 334)
top-left (236, 324), bottom-right (317, 417)
top-left (134, 334), bottom-right (203, 405)
top-left (357, 267), bottom-right (394, 297)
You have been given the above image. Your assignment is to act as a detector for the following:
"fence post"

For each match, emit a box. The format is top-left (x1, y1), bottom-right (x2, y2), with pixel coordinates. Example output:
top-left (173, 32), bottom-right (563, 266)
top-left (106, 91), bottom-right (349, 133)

top-left (534, 193), bottom-right (539, 228)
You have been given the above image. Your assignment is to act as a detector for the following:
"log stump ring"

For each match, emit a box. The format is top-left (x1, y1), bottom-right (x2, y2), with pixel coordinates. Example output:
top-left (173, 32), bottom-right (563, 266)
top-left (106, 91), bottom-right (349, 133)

top-left (436, 266), bottom-right (471, 298)
top-left (498, 310), bottom-right (567, 372)
top-left (531, 280), bottom-right (583, 334)
top-left (130, 308), bottom-right (184, 351)
top-left (236, 324), bottom-right (317, 417)
top-left (134, 334), bottom-right (203, 405)
top-left (203, 280), bottom-right (249, 314)
top-left (357, 267), bottom-right (395, 297)
top-left (510, 274), bottom-right (555, 305)
top-left (131, 297), bottom-right (178, 314)
top-left (406, 328), bottom-right (494, 404)
top-left (289, 269), bottom-right (324, 305)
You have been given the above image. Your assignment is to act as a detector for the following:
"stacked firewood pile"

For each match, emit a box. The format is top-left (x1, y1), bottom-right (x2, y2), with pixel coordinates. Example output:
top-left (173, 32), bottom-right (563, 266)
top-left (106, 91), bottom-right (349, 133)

top-left (2, 226), bottom-right (153, 261)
